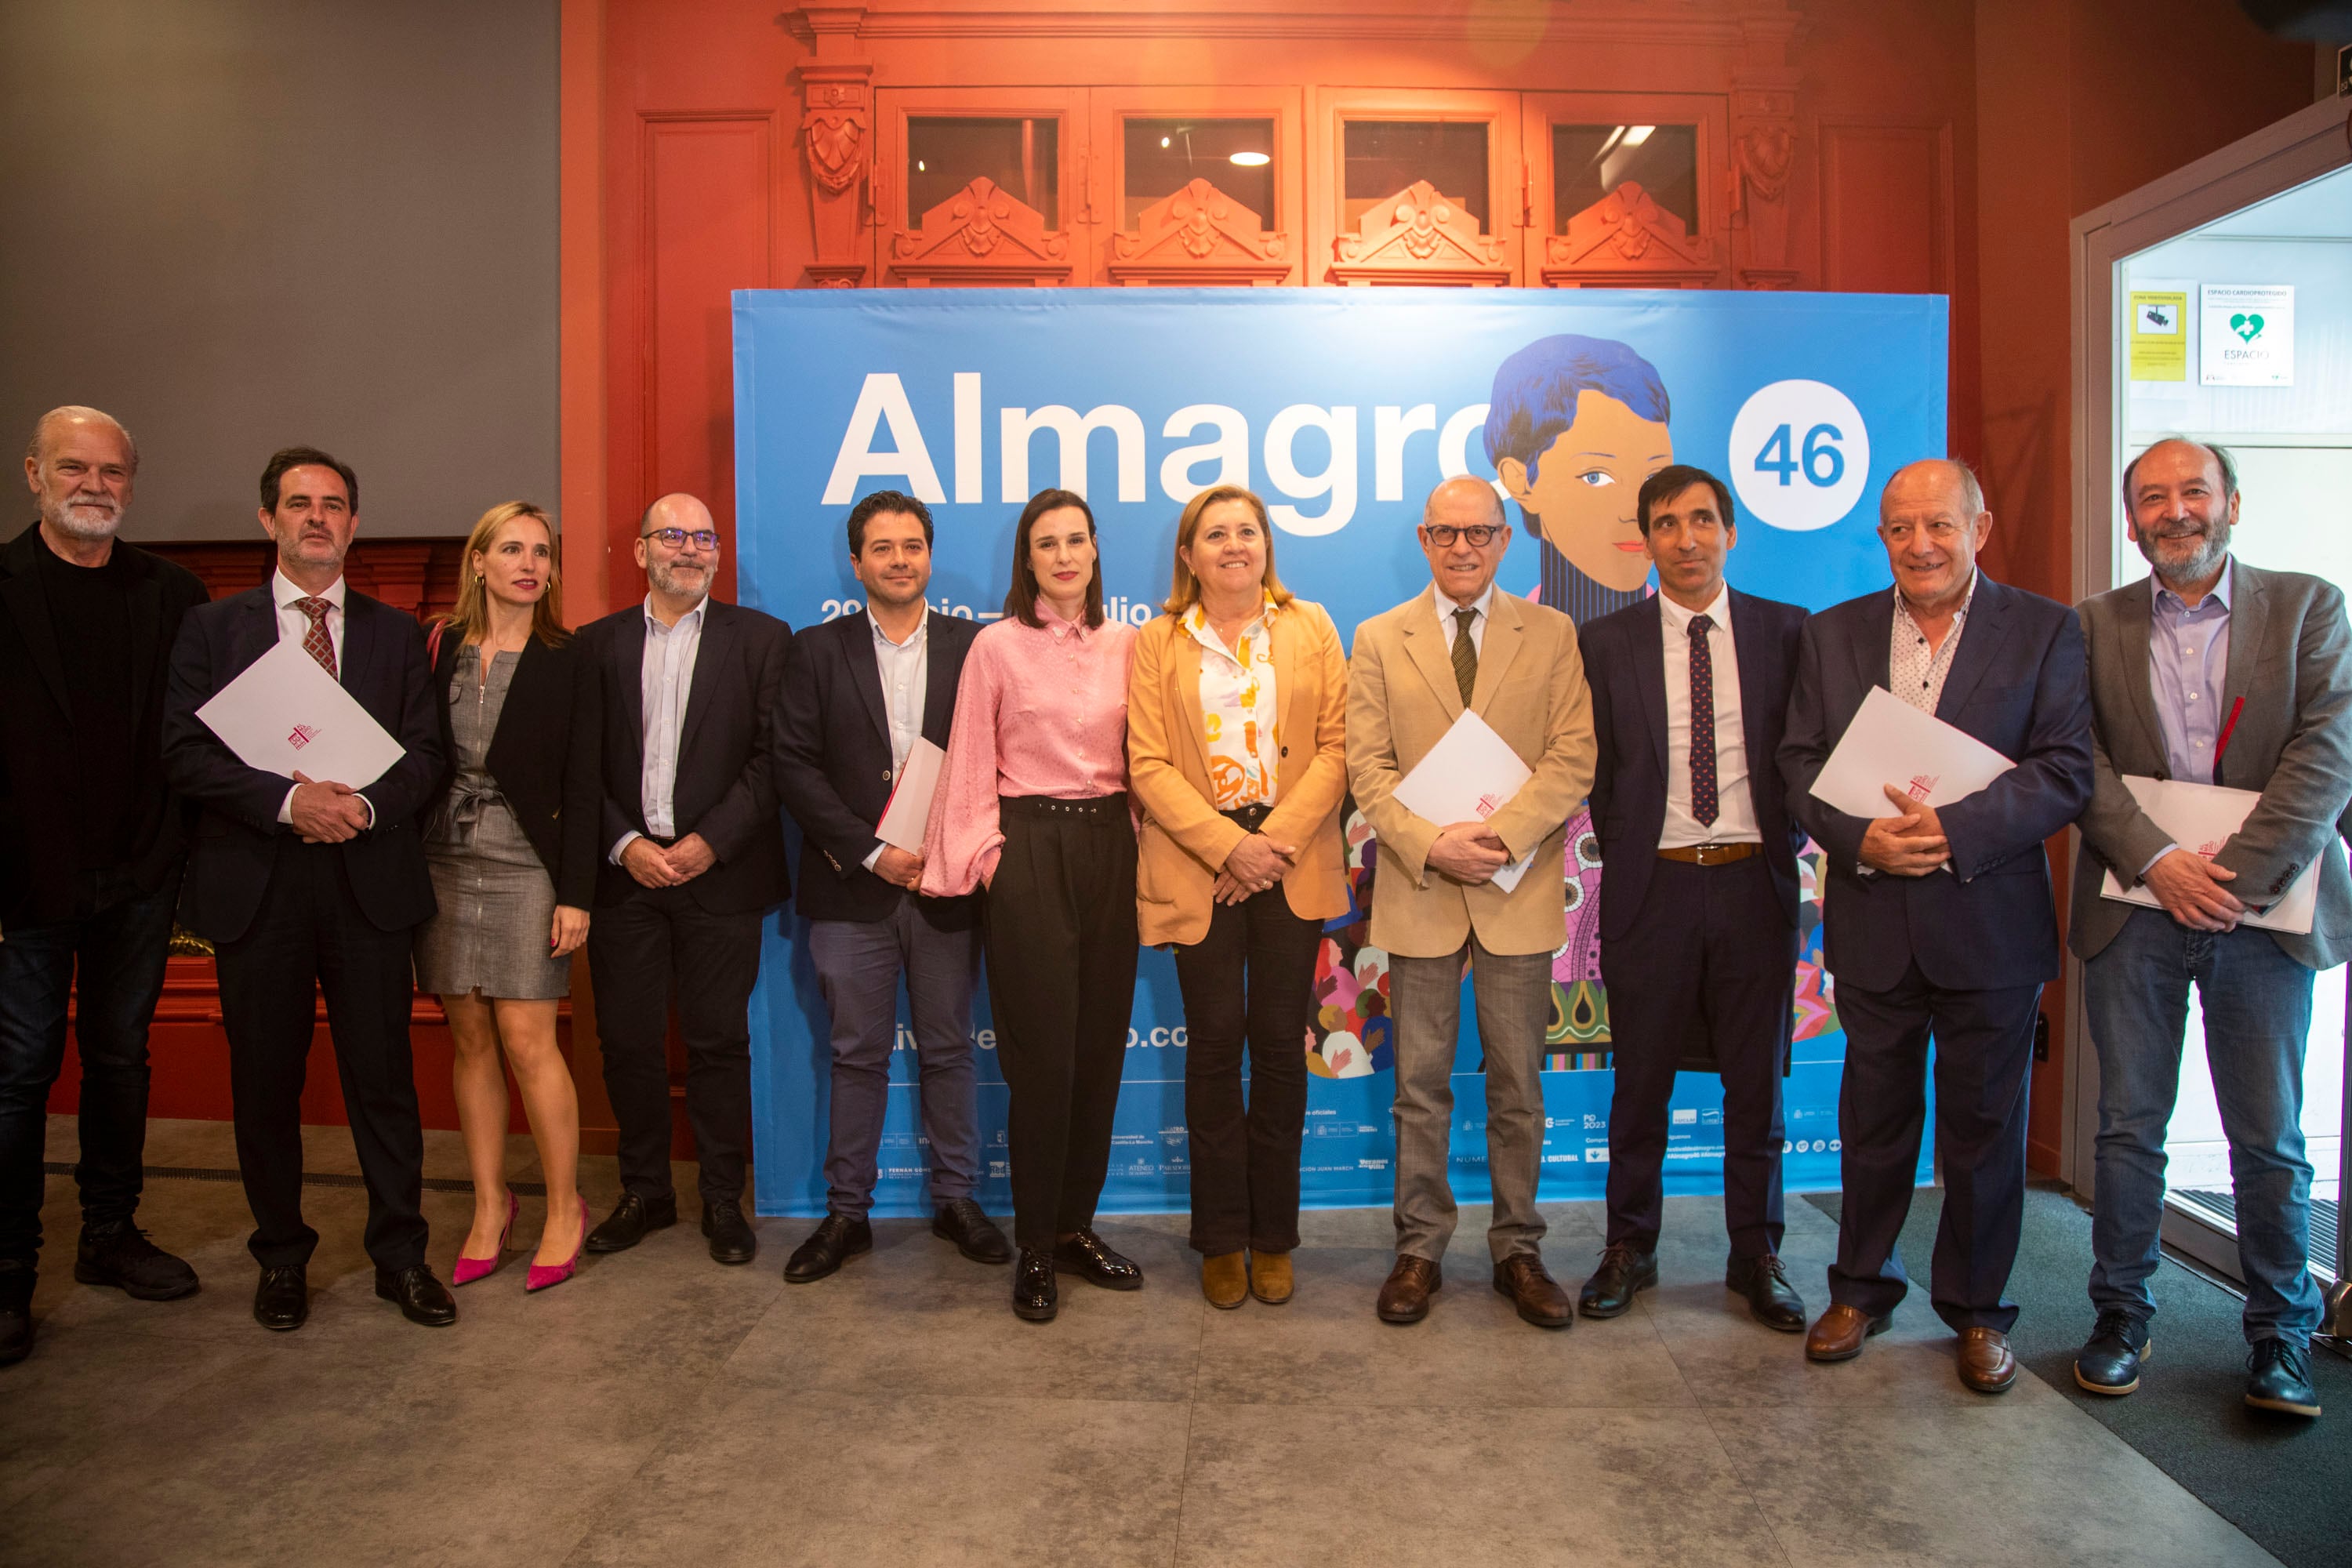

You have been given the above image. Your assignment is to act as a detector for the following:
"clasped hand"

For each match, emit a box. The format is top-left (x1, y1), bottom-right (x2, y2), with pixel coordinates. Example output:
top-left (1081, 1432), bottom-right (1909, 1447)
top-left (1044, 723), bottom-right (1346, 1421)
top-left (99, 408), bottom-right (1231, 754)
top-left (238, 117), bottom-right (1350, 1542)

top-left (1428, 820), bottom-right (1511, 886)
top-left (1213, 833), bottom-right (1298, 906)
top-left (2143, 848), bottom-right (2243, 932)
top-left (291, 771), bottom-right (369, 844)
top-left (622, 832), bottom-right (717, 889)
top-left (1858, 783), bottom-right (1950, 877)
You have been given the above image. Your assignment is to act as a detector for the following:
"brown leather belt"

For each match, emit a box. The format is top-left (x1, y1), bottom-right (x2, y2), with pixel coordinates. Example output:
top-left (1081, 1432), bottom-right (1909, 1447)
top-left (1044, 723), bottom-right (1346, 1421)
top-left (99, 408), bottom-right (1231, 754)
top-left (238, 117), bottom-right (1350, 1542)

top-left (1657, 842), bottom-right (1761, 866)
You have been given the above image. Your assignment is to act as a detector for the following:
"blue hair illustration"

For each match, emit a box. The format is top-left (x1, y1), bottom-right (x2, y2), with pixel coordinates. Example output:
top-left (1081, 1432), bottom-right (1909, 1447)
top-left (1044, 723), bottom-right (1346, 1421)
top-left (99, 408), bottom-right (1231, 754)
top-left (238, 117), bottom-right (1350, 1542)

top-left (1483, 335), bottom-right (1671, 485)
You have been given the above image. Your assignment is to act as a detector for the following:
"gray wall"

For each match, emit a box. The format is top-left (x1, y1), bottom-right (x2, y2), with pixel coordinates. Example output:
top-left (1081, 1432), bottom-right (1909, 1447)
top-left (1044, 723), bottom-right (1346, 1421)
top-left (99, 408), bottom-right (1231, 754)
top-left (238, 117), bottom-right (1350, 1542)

top-left (0, 0), bottom-right (559, 540)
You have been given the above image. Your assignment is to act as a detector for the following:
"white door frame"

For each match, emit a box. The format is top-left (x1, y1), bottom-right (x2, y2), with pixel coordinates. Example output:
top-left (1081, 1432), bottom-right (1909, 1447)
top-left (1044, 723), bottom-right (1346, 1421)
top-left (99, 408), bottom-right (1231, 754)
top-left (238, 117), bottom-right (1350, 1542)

top-left (2064, 96), bottom-right (2352, 1198)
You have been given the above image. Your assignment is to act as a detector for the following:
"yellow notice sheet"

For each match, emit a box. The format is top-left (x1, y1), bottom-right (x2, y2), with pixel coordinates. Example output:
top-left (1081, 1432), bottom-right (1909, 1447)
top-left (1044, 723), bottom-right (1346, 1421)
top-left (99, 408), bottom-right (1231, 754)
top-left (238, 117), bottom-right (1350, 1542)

top-left (2128, 290), bottom-right (2187, 381)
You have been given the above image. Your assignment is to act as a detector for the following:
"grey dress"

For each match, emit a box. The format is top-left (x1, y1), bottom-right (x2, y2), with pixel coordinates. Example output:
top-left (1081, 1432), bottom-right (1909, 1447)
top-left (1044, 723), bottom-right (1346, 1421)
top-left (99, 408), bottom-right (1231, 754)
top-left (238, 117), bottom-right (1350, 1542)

top-left (415, 646), bottom-right (571, 1000)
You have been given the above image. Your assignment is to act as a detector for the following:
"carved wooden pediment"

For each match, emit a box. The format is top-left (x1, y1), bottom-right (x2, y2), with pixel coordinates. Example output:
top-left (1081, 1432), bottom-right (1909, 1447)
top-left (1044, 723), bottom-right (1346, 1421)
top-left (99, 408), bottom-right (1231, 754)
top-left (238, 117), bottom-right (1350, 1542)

top-left (1327, 179), bottom-right (1510, 287)
top-left (1107, 178), bottom-right (1291, 286)
top-left (889, 176), bottom-right (1073, 287)
top-left (1541, 180), bottom-right (1722, 289)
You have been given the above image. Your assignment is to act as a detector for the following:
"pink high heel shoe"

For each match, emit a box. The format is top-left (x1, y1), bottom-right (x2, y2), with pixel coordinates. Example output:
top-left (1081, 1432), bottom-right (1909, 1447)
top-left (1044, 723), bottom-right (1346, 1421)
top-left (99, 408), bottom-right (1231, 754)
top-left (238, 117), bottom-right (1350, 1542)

top-left (527, 1196), bottom-right (590, 1294)
top-left (452, 1190), bottom-right (519, 1286)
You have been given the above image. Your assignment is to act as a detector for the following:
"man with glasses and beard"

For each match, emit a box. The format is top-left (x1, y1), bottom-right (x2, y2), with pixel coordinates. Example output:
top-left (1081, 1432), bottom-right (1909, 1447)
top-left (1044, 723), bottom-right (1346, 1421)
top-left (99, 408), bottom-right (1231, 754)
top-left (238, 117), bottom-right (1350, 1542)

top-left (1, 408), bottom-right (209, 1365)
top-left (2069, 437), bottom-right (2352, 1421)
top-left (578, 494), bottom-right (791, 1267)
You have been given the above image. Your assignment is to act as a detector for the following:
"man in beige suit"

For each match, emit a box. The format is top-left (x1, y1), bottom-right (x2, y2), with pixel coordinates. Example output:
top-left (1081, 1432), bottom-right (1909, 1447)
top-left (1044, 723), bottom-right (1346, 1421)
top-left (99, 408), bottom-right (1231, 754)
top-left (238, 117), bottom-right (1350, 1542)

top-left (1346, 475), bottom-right (1596, 1328)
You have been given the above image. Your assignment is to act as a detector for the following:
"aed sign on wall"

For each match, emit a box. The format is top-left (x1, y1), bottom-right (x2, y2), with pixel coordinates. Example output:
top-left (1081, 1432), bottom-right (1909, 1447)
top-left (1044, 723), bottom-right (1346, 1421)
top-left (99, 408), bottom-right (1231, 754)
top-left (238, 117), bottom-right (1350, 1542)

top-left (734, 288), bottom-right (1947, 1219)
top-left (2199, 282), bottom-right (2294, 387)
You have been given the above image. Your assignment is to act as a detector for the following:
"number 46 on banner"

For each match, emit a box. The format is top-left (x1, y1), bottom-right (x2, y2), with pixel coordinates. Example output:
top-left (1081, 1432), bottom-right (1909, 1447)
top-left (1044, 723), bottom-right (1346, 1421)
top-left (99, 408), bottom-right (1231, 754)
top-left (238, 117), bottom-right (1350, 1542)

top-left (1730, 378), bottom-right (1872, 533)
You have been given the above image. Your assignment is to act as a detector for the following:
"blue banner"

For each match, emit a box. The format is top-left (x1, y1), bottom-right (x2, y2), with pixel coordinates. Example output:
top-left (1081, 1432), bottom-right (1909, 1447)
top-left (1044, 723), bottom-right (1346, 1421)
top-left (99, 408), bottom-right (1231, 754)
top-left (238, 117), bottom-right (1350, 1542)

top-left (733, 288), bottom-right (1946, 1219)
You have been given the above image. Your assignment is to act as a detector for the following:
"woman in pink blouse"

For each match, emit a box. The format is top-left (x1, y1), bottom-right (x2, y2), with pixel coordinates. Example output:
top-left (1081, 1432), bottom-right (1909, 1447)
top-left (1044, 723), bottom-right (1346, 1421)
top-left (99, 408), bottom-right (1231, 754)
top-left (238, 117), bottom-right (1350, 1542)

top-left (921, 488), bottom-right (1142, 1322)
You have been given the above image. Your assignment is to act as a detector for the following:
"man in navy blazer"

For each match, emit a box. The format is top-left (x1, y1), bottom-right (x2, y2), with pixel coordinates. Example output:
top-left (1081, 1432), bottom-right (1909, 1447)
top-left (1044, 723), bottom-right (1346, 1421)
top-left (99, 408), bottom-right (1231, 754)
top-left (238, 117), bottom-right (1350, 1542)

top-left (773, 490), bottom-right (1007, 1283)
top-left (162, 447), bottom-right (452, 1333)
top-left (1576, 466), bottom-right (1810, 1331)
top-left (1780, 458), bottom-right (2091, 1392)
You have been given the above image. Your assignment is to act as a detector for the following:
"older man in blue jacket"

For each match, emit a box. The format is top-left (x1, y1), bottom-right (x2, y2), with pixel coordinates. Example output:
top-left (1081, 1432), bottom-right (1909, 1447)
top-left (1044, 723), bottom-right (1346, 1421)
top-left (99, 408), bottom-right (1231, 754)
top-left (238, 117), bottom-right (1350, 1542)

top-left (1780, 458), bottom-right (2092, 1393)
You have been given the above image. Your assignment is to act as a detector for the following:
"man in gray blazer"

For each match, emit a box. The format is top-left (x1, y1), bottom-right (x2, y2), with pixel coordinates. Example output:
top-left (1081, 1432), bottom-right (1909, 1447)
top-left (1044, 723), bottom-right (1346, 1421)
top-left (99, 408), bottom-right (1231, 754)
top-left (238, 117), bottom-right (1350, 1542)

top-left (2070, 437), bottom-right (2352, 1421)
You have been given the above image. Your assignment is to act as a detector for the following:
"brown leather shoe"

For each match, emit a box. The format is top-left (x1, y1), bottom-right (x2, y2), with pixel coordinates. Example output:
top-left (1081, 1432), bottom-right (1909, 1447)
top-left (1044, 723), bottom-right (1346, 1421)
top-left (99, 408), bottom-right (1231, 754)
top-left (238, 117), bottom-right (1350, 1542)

top-left (1492, 1252), bottom-right (1574, 1330)
top-left (1957, 1327), bottom-right (2019, 1393)
top-left (1248, 1250), bottom-right (1294, 1305)
top-left (1805, 1302), bottom-right (1891, 1362)
top-left (1201, 1250), bottom-right (1248, 1309)
top-left (1376, 1255), bottom-right (1442, 1323)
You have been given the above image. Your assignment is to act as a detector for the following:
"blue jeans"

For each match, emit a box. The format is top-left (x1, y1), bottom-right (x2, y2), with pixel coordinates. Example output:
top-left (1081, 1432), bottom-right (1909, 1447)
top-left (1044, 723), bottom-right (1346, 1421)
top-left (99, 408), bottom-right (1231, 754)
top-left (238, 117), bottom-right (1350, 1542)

top-left (0, 880), bottom-right (178, 1269)
top-left (2083, 906), bottom-right (2322, 1348)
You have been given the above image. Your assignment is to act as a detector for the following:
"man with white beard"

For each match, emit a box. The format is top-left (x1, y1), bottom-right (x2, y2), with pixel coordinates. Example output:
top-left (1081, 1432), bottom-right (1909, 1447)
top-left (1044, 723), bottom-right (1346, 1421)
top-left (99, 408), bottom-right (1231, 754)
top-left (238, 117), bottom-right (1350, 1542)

top-left (0, 406), bottom-right (210, 1367)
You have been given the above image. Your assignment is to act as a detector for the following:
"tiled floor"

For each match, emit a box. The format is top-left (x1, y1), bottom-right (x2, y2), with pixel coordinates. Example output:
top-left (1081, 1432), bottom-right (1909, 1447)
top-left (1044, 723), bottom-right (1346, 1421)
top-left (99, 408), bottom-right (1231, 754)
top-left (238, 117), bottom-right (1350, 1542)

top-left (1, 1116), bottom-right (2280, 1567)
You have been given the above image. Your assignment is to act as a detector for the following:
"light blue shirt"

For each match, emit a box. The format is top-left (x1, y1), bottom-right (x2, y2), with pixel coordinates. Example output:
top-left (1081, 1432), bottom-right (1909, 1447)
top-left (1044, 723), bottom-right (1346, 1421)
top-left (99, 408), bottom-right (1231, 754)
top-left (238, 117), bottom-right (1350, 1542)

top-left (2140, 561), bottom-right (2232, 875)
top-left (860, 611), bottom-right (929, 872)
top-left (609, 594), bottom-right (707, 862)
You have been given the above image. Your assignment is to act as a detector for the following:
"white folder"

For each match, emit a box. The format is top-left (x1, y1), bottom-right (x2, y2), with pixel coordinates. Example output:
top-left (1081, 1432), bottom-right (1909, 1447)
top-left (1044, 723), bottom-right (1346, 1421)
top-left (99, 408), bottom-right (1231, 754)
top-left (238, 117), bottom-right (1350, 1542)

top-left (875, 737), bottom-right (947, 852)
top-left (1809, 684), bottom-right (2015, 819)
top-left (2099, 775), bottom-right (2318, 935)
top-left (1392, 710), bottom-right (1539, 893)
top-left (194, 637), bottom-right (405, 789)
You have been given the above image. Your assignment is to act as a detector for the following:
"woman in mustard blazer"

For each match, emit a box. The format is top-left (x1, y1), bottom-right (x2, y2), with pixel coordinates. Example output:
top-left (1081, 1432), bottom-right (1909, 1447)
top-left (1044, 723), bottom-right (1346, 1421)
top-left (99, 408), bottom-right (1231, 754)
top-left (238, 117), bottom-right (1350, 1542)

top-left (1128, 485), bottom-right (1349, 1308)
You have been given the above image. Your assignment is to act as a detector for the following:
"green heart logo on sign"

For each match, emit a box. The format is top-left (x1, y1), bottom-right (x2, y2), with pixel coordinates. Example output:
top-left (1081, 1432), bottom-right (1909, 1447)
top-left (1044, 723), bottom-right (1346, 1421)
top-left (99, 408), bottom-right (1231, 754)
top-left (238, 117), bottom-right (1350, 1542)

top-left (2230, 312), bottom-right (2265, 342)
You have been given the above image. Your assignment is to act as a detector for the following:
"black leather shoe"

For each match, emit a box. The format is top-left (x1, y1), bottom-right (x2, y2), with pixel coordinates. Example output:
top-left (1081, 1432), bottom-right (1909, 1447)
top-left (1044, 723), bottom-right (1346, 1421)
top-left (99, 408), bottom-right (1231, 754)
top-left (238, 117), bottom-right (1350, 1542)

top-left (1052, 1229), bottom-right (1142, 1290)
top-left (702, 1199), bottom-right (757, 1265)
top-left (783, 1214), bottom-right (872, 1283)
top-left (933, 1198), bottom-right (1012, 1265)
top-left (1012, 1248), bottom-right (1059, 1321)
top-left (2245, 1338), bottom-right (2321, 1417)
top-left (1726, 1253), bottom-right (1806, 1333)
top-left (585, 1192), bottom-right (678, 1254)
top-left (0, 1265), bottom-right (34, 1366)
top-left (374, 1264), bottom-right (457, 1327)
top-left (75, 1221), bottom-right (199, 1301)
top-left (253, 1265), bottom-right (309, 1331)
top-left (2073, 1309), bottom-right (2150, 1396)
top-left (1577, 1243), bottom-right (1657, 1319)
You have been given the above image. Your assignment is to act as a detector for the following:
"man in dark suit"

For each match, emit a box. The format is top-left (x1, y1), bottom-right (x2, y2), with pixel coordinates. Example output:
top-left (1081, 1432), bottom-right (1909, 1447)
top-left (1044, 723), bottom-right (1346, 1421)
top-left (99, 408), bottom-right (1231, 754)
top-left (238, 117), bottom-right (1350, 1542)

top-left (1574, 465), bottom-right (1809, 1332)
top-left (578, 492), bottom-right (789, 1266)
top-left (1780, 457), bottom-right (2092, 1392)
top-left (1, 407), bottom-right (209, 1366)
top-left (774, 490), bottom-right (1008, 1283)
top-left (161, 446), bottom-right (452, 1332)
top-left (2070, 438), bottom-right (2351, 1420)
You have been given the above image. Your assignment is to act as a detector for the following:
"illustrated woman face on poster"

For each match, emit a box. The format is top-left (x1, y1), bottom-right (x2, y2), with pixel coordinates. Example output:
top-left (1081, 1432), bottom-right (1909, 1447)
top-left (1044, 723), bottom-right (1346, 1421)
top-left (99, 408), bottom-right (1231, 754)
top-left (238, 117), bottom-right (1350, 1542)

top-left (1483, 335), bottom-right (1675, 624)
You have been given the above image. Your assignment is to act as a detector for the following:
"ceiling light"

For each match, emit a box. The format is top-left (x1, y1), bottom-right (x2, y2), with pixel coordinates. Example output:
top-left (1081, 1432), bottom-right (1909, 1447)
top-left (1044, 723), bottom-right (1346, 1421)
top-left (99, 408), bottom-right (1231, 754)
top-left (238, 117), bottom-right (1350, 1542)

top-left (1229, 151), bottom-right (1270, 167)
top-left (916, 160), bottom-right (926, 172)
top-left (1621, 125), bottom-right (1654, 147)
top-left (1161, 136), bottom-right (1171, 148)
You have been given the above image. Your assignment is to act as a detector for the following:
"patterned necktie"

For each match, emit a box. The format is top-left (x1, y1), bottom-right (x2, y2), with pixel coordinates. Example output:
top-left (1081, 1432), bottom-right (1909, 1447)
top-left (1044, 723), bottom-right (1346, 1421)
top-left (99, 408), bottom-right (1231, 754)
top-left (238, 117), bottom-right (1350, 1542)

top-left (296, 597), bottom-right (337, 681)
top-left (1451, 607), bottom-right (1479, 706)
top-left (1688, 612), bottom-right (1718, 827)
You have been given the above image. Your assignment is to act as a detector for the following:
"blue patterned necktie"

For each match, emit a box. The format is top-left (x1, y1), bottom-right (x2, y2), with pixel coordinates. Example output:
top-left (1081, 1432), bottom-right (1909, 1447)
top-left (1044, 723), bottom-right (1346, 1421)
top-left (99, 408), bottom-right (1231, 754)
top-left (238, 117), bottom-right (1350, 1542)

top-left (1688, 613), bottom-right (1718, 827)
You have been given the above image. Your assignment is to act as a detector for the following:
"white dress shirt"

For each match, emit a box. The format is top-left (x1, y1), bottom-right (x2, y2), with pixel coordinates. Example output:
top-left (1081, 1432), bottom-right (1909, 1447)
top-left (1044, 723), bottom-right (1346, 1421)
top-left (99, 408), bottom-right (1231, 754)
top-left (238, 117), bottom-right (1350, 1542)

top-left (270, 570), bottom-right (373, 828)
top-left (610, 593), bottom-right (708, 862)
top-left (1657, 586), bottom-right (1760, 848)
top-left (1431, 580), bottom-right (1497, 658)
top-left (861, 610), bottom-right (930, 871)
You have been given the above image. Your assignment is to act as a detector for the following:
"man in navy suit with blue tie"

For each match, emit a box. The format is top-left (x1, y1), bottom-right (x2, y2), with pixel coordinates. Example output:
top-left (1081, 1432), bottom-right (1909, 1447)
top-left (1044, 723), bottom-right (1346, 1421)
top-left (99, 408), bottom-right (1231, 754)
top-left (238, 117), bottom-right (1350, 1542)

top-left (1780, 458), bottom-right (2092, 1392)
top-left (1575, 466), bottom-right (1810, 1331)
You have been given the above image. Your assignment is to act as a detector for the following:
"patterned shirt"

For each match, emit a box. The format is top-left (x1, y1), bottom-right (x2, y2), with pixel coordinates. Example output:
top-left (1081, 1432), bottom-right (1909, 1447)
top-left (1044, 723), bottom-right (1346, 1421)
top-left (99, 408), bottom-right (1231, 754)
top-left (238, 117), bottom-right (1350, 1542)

top-left (1184, 597), bottom-right (1281, 809)
top-left (1889, 568), bottom-right (1980, 713)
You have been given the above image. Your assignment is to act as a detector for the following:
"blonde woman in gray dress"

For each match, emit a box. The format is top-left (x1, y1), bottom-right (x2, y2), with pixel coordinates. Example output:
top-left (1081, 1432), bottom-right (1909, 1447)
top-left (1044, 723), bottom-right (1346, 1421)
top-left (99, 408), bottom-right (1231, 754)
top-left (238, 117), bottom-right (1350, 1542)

top-left (419, 503), bottom-right (602, 1292)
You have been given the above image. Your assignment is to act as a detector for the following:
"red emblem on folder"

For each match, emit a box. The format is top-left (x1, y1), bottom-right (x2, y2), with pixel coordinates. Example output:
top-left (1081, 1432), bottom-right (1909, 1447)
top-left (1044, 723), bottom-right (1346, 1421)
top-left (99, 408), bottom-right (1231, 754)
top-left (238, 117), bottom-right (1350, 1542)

top-left (1905, 774), bottom-right (1936, 800)
top-left (288, 724), bottom-right (318, 750)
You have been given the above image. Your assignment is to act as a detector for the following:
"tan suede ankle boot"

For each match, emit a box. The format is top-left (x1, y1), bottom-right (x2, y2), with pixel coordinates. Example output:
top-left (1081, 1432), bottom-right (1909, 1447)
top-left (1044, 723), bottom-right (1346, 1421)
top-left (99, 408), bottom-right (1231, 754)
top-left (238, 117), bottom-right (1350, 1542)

top-left (1249, 1250), bottom-right (1294, 1305)
top-left (1201, 1250), bottom-right (1248, 1308)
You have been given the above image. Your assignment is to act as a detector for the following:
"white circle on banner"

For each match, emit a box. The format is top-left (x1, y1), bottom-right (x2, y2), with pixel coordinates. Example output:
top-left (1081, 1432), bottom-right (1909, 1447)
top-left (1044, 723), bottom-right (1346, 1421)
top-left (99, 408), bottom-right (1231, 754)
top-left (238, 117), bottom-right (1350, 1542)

top-left (1728, 379), bottom-right (1871, 532)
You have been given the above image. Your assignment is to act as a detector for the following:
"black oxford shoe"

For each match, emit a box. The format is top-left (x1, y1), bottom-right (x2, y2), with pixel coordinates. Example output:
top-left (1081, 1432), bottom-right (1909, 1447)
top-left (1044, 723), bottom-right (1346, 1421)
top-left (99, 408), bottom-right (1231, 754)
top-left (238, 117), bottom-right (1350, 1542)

top-left (933, 1199), bottom-right (1012, 1265)
top-left (2072, 1310), bottom-right (2150, 1396)
top-left (783, 1214), bottom-right (872, 1283)
top-left (253, 1265), bottom-right (308, 1332)
top-left (1726, 1253), bottom-right (1806, 1333)
top-left (1, 1265), bottom-right (34, 1365)
top-left (375, 1264), bottom-right (457, 1327)
top-left (1012, 1248), bottom-right (1059, 1322)
top-left (2245, 1338), bottom-right (2321, 1417)
top-left (702, 1199), bottom-right (757, 1265)
top-left (585, 1192), bottom-right (678, 1254)
top-left (1577, 1243), bottom-right (1657, 1319)
top-left (75, 1222), bottom-right (199, 1301)
top-left (1052, 1229), bottom-right (1142, 1290)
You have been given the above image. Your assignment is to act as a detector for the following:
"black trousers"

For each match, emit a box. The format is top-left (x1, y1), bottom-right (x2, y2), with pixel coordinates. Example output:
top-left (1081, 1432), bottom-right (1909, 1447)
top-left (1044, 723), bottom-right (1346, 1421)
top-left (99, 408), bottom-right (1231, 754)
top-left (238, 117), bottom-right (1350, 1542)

top-left (586, 883), bottom-right (763, 1206)
top-left (1172, 877), bottom-right (1319, 1255)
top-left (1828, 961), bottom-right (2040, 1333)
top-left (1599, 855), bottom-right (1794, 1259)
top-left (983, 796), bottom-right (1138, 1251)
top-left (212, 843), bottom-right (427, 1272)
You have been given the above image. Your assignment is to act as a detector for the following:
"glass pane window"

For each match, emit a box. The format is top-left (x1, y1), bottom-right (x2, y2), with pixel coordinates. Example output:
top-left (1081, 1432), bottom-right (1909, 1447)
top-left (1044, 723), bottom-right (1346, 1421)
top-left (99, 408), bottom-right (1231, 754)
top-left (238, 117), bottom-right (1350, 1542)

top-left (906, 117), bottom-right (1061, 225)
top-left (1342, 120), bottom-right (1489, 231)
top-left (1122, 118), bottom-right (1276, 229)
top-left (1552, 124), bottom-right (1700, 233)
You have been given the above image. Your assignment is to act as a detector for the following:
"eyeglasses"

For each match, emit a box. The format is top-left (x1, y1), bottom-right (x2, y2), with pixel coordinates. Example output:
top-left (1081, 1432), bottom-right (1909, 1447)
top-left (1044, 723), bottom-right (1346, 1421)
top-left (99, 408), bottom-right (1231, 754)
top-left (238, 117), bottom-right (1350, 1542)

top-left (1422, 524), bottom-right (1502, 548)
top-left (642, 528), bottom-right (720, 551)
